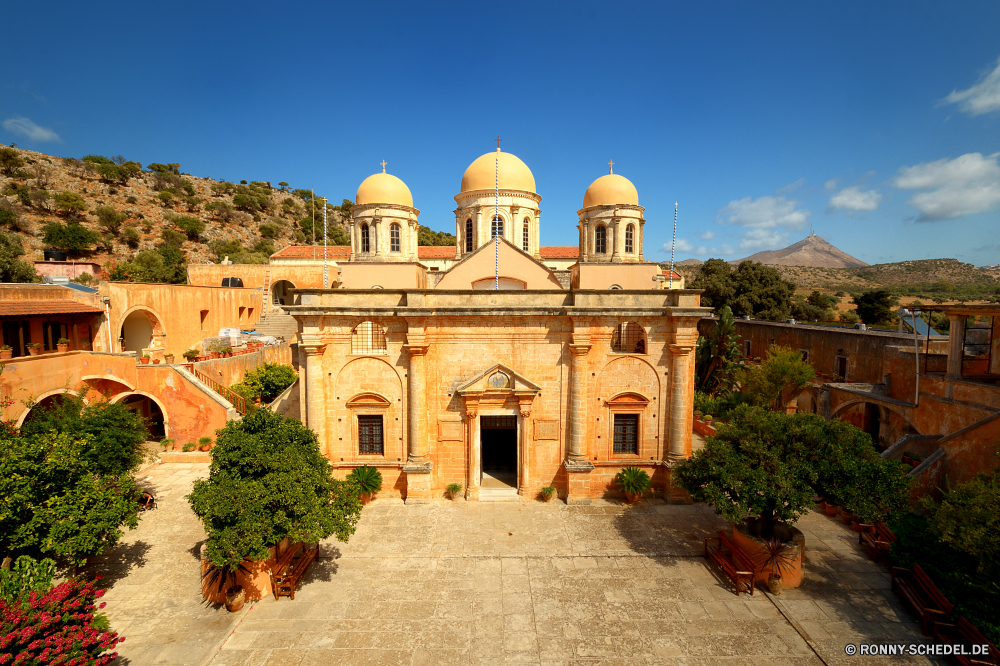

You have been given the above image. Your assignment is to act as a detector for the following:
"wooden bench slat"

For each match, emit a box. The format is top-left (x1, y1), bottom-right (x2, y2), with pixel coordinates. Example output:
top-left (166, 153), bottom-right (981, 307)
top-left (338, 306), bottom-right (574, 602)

top-left (892, 563), bottom-right (954, 636)
top-left (704, 531), bottom-right (757, 597)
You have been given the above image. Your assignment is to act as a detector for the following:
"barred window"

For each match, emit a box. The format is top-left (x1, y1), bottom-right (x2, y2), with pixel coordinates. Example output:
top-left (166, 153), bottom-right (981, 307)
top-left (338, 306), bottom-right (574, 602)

top-left (492, 216), bottom-right (503, 238)
top-left (390, 223), bottom-right (400, 252)
top-left (625, 224), bottom-right (634, 253)
top-left (610, 322), bottom-right (645, 353)
top-left (361, 224), bottom-right (370, 253)
top-left (595, 225), bottom-right (606, 254)
top-left (358, 415), bottom-right (384, 455)
top-left (522, 219), bottom-right (529, 251)
top-left (613, 414), bottom-right (638, 454)
top-left (351, 320), bottom-right (387, 354)
top-left (465, 219), bottom-right (473, 252)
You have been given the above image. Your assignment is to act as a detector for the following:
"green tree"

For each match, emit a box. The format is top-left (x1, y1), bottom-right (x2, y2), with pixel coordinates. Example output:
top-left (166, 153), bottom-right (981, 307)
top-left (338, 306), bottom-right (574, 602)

top-left (208, 239), bottom-right (244, 262)
top-left (739, 344), bottom-right (815, 411)
top-left (922, 460), bottom-right (1000, 576)
top-left (158, 191), bottom-right (174, 207)
top-left (839, 309), bottom-right (860, 325)
top-left (91, 206), bottom-right (128, 236)
top-left (161, 228), bottom-right (186, 247)
top-left (852, 290), bottom-right (899, 326)
top-left (41, 220), bottom-right (99, 255)
top-left (0, 230), bottom-right (40, 283)
top-left (123, 226), bottom-right (140, 248)
top-left (695, 304), bottom-right (743, 394)
top-left (187, 410), bottom-right (362, 571)
top-left (231, 363), bottom-right (298, 403)
top-left (96, 161), bottom-right (142, 186)
top-left (147, 162), bottom-right (180, 174)
top-left (689, 258), bottom-right (735, 312)
top-left (53, 191), bottom-right (88, 216)
top-left (729, 261), bottom-right (795, 320)
top-left (417, 225), bottom-right (457, 246)
top-left (172, 215), bottom-right (205, 241)
top-left (258, 222), bottom-right (280, 239)
top-left (0, 147), bottom-right (26, 176)
top-left (807, 290), bottom-right (839, 310)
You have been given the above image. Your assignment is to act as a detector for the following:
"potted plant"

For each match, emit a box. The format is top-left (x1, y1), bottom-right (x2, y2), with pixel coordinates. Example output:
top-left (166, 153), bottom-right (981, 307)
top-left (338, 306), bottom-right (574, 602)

top-left (198, 436), bottom-right (213, 452)
top-left (0, 345), bottom-right (11, 360)
top-left (183, 349), bottom-right (200, 361)
top-left (541, 486), bottom-right (556, 502)
top-left (902, 451), bottom-right (914, 466)
top-left (446, 482), bottom-right (463, 500)
top-left (202, 560), bottom-right (251, 613)
top-left (347, 464), bottom-right (382, 504)
top-left (702, 414), bottom-right (713, 424)
top-left (840, 507), bottom-right (855, 525)
top-left (757, 537), bottom-right (797, 595)
top-left (164, 352), bottom-right (175, 364)
top-left (26, 342), bottom-right (42, 356)
top-left (56, 337), bottom-right (70, 353)
top-left (160, 438), bottom-right (174, 451)
top-left (614, 466), bottom-right (652, 504)
top-left (140, 353), bottom-right (150, 365)
top-left (152, 358), bottom-right (161, 364)
top-left (183, 442), bottom-right (196, 452)
top-left (910, 454), bottom-right (922, 468)
top-left (222, 347), bottom-right (233, 358)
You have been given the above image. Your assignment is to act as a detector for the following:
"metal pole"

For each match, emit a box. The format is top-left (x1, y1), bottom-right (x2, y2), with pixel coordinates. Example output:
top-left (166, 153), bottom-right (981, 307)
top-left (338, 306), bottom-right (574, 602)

top-left (669, 202), bottom-right (677, 288)
top-left (912, 309), bottom-right (920, 407)
top-left (323, 197), bottom-right (328, 288)
top-left (495, 144), bottom-right (500, 290)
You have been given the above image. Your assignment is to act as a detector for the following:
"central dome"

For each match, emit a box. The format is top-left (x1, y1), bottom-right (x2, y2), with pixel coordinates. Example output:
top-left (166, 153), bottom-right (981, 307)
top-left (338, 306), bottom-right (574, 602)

top-left (356, 172), bottom-right (413, 208)
top-left (583, 173), bottom-right (639, 208)
top-left (460, 150), bottom-right (536, 193)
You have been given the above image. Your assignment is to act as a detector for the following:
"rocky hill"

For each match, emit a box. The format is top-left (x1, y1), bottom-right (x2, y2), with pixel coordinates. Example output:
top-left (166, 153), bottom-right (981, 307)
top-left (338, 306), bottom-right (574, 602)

top-left (733, 233), bottom-right (868, 268)
top-left (0, 146), bottom-right (352, 275)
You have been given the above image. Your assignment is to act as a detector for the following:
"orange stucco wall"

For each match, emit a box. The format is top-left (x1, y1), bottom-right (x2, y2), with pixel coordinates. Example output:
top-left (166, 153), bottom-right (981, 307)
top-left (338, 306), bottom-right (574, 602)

top-left (573, 263), bottom-right (663, 290)
top-left (434, 242), bottom-right (562, 290)
top-left (187, 263), bottom-right (332, 290)
top-left (338, 263), bottom-right (428, 290)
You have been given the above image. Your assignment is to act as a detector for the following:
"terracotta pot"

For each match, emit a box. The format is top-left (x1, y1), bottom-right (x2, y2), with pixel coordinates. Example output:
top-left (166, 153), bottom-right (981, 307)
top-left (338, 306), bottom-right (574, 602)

top-left (27, 347), bottom-right (40, 356)
top-left (225, 586), bottom-right (245, 613)
top-left (841, 510), bottom-right (855, 525)
top-left (543, 494), bottom-right (555, 503)
top-left (360, 492), bottom-right (373, 505)
top-left (824, 502), bottom-right (839, 516)
top-left (625, 491), bottom-right (642, 504)
top-left (767, 574), bottom-right (783, 595)
top-left (200, 444), bottom-right (212, 452)
top-left (164, 356), bottom-right (174, 364)
top-left (0, 349), bottom-right (11, 360)
top-left (56, 344), bottom-right (68, 353)
top-left (140, 357), bottom-right (150, 365)
top-left (902, 456), bottom-right (913, 465)
top-left (911, 460), bottom-right (920, 469)
top-left (851, 520), bottom-right (862, 533)
top-left (153, 359), bottom-right (161, 364)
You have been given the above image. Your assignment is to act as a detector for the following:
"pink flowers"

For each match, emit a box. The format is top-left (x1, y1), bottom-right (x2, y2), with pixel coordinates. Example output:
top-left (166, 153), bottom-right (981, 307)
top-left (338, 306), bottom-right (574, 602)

top-left (0, 578), bottom-right (123, 666)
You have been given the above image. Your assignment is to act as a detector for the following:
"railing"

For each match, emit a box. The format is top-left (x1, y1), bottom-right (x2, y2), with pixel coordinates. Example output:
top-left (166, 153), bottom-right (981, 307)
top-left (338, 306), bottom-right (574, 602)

top-left (185, 364), bottom-right (247, 414)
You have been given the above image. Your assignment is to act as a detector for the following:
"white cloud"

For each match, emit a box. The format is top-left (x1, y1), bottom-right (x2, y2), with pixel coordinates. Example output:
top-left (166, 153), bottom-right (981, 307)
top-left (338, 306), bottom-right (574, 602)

top-left (894, 152), bottom-right (1000, 221)
top-left (824, 178), bottom-right (838, 191)
top-left (829, 186), bottom-right (882, 212)
top-left (776, 178), bottom-right (805, 194)
top-left (944, 56), bottom-right (1000, 116)
top-left (668, 238), bottom-right (695, 253)
top-left (738, 228), bottom-right (790, 251)
top-left (2, 116), bottom-right (61, 143)
top-left (699, 230), bottom-right (715, 240)
top-left (717, 195), bottom-right (809, 252)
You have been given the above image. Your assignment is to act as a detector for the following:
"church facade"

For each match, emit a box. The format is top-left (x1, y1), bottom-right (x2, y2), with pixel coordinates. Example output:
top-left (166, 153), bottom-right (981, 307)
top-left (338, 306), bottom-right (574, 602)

top-left (288, 149), bottom-right (709, 503)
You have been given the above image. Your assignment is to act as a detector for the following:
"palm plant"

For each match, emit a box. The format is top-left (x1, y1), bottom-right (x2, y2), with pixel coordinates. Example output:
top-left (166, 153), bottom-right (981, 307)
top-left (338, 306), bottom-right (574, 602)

top-left (756, 537), bottom-right (797, 594)
top-left (614, 466), bottom-right (652, 499)
top-left (348, 465), bottom-right (382, 496)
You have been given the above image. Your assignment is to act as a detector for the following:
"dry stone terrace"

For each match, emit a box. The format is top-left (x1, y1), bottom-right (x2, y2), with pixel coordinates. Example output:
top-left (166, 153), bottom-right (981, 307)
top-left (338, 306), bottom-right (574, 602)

top-left (94, 463), bottom-right (944, 666)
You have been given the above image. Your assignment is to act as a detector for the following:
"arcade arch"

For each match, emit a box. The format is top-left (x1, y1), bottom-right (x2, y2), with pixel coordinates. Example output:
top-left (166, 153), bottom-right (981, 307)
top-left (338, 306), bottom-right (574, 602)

top-left (120, 307), bottom-right (164, 353)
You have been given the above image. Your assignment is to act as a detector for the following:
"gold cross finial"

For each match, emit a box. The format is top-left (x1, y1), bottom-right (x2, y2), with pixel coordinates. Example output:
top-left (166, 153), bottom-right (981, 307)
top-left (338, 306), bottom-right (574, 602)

top-left (608, 160), bottom-right (614, 174)
top-left (380, 160), bottom-right (387, 173)
top-left (495, 136), bottom-right (502, 151)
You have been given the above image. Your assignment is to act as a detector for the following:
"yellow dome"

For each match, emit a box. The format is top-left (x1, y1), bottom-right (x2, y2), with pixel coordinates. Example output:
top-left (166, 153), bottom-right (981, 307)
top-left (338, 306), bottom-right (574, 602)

top-left (356, 172), bottom-right (413, 208)
top-left (583, 173), bottom-right (639, 208)
top-left (461, 150), bottom-right (536, 193)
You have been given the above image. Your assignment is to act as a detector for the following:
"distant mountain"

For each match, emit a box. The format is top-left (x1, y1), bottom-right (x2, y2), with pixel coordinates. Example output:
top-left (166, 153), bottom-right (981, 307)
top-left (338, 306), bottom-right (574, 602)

top-left (733, 233), bottom-right (868, 268)
top-left (676, 258), bottom-right (704, 266)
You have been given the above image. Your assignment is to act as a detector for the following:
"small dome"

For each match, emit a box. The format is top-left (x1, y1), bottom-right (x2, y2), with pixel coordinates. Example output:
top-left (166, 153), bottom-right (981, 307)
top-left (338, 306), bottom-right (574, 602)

top-left (461, 150), bottom-right (536, 193)
top-left (356, 172), bottom-right (413, 208)
top-left (583, 173), bottom-right (639, 208)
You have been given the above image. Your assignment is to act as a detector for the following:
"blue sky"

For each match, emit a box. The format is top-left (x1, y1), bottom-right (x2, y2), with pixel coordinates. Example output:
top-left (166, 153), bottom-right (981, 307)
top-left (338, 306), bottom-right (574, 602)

top-left (4, 1), bottom-right (999, 266)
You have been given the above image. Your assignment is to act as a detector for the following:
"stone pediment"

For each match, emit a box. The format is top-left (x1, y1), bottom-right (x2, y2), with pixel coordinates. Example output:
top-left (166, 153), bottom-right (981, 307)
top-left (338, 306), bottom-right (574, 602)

top-left (456, 363), bottom-right (542, 396)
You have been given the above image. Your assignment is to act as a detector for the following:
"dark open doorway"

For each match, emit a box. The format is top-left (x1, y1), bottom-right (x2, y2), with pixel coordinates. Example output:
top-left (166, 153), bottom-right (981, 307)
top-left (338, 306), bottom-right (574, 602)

top-left (481, 415), bottom-right (517, 489)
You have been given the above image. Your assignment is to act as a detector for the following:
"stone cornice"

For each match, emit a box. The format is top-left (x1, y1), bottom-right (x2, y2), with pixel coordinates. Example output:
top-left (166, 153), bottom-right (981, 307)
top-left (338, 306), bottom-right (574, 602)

top-left (577, 203), bottom-right (644, 216)
top-left (352, 202), bottom-right (420, 217)
top-left (454, 189), bottom-right (542, 206)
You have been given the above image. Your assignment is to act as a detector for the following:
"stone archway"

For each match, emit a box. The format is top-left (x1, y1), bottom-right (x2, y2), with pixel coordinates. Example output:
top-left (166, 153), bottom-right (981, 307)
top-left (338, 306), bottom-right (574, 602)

top-left (119, 306), bottom-right (165, 353)
top-left (111, 390), bottom-right (170, 439)
top-left (830, 399), bottom-right (920, 438)
top-left (16, 389), bottom-right (86, 429)
top-left (271, 280), bottom-right (297, 307)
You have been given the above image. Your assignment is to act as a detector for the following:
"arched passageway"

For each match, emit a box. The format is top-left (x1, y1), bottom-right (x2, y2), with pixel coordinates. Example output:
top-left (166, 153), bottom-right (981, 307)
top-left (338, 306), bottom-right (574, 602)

top-left (17, 390), bottom-right (81, 430)
top-left (272, 280), bottom-right (296, 306)
top-left (120, 309), bottom-right (163, 353)
top-left (119, 393), bottom-right (166, 440)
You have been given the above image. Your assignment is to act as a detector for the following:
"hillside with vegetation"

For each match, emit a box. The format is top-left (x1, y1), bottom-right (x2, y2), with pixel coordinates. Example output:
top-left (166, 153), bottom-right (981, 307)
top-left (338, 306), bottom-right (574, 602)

top-left (0, 146), bottom-right (455, 284)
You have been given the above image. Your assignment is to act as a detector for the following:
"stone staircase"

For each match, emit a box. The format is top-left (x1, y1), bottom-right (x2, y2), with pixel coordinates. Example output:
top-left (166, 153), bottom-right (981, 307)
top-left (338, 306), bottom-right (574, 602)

top-left (479, 487), bottom-right (520, 502)
top-left (254, 309), bottom-right (298, 342)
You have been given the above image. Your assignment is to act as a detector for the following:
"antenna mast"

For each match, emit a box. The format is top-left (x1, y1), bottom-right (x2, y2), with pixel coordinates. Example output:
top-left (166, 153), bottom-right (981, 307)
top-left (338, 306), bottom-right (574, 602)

top-left (669, 202), bottom-right (677, 288)
top-left (495, 136), bottom-right (501, 290)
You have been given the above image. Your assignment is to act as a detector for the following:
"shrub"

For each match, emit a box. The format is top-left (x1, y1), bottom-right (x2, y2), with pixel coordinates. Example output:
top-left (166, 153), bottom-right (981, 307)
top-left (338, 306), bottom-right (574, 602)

top-left (614, 466), bottom-right (652, 496)
top-left (182, 348), bottom-right (200, 359)
top-left (0, 555), bottom-right (56, 603)
top-left (125, 195), bottom-right (138, 204)
top-left (172, 215), bottom-right (205, 241)
top-left (53, 191), bottom-right (88, 216)
top-left (91, 206), bottom-right (128, 235)
top-left (921, 462), bottom-right (1000, 577)
top-left (28, 188), bottom-right (51, 210)
top-left (183, 442), bottom-right (196, 452)
top-left (147, 162), bottom-right (180, 174)
top-left (738, 344), bottom-right (815, 411)
top-left (42, 219), bottom-right (99, 254)
top-left (123, 226), bottom-right (140, 248)
top-left (0, 576), bottom-right (123, 664)
top-left (158, 191), bottom-right (174, 207)
top-left (838, 309), bottom-right (860, 324)
top-left (230, 363), bottom-right (298, 403)
top-left (0, 229), bottom-right (41, 283)
top-left (161, 228), bottom-right (186, 247)
top-left (198, 436), bottom-right (213, 448)
top-left (187, 410), bottom-right (363, 572)
top-left (446, 482), bottom-right (463, 498)
top-left (348, 465), bottom-right (383, 496)
top-left (541, 486), bottom-right (556, 500)
top-left (0, 146), bottom-right (26, 176)
top-left (258, 222), bottom-right (280, 239)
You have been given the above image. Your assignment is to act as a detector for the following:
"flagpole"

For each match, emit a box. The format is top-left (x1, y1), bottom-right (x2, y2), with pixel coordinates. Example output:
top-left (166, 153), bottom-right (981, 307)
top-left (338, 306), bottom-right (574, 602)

top-left (322, 197), bottom-right (328, 288)
top-left (669, 202), bottom-right (677, 289)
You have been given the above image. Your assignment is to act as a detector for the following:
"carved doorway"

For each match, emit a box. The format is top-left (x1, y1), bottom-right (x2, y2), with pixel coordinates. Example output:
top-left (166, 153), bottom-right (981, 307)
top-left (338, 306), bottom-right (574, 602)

top-left (481, 415), bottom-right (517, 490)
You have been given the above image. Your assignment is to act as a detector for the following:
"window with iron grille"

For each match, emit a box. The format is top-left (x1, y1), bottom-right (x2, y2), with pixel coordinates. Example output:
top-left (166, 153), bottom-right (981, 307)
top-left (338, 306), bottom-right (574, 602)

top-left (351, 320), bottom-right (387, 354)
top-left (613, 414), bottom-right (638, 454)
top-left (610, 322), bottom-right (645, 353)
top-left (522, 219), bottom-right (529, 251)
top-left (625, 224), bottom-right (634, 253)
top-left (465, 219), bottom-right (473, 252)
top-left (390, 224), bottom-right (400, 252)
top-left (492, 216), bottom-right (503, 238)
top-left (358, 415), bottom-right (384, 454)
top-left (595, 225), bottom-right (606, 254)
top-left (361, 224), bottom-right (370, 253)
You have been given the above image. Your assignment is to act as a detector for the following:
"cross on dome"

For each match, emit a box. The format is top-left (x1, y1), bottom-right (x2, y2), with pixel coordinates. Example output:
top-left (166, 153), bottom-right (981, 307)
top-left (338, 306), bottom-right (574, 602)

top-left (608, 160), bottom-right (614, 174)
top-left (495, 136), bottom-right (502, 152)
top-left (380, 160), bottom-right (387, 173)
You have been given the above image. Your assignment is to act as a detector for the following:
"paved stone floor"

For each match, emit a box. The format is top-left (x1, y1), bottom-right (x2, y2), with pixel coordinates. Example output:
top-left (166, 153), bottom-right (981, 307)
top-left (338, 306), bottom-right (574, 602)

top-left (97, 463), bottom-right (944, 666)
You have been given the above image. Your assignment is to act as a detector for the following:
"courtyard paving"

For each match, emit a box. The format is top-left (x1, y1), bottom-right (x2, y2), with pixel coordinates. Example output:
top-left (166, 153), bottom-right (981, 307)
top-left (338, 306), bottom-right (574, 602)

top-left (96, 463), bottom-right (943, 666)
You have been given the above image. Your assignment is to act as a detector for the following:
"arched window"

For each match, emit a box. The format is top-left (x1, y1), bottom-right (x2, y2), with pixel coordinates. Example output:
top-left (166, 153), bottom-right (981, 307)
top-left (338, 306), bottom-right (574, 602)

top-left (361, 224), bottom-right (370, 253)
top-left (465, 219), bottom-right (473, 252)
top-left (625, 224), bottom-right (634, 253)
top-left (390, 223), bottom-right (400, 252)
top-left (522, 219), bottom-right (529, 251)
top-left (595, 225), bottom-right (606, 254)
top-left (351, 320), bottom-right (386, 354)
top-left (492, 216), bottom-right (503, 239)
top-left (610, 322), bottom-right (645, 354)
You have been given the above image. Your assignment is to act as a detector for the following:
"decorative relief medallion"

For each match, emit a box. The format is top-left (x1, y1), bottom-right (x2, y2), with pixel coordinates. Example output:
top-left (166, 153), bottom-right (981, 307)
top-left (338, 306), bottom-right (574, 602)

top-left (487, 371), bottom-right (510, 389)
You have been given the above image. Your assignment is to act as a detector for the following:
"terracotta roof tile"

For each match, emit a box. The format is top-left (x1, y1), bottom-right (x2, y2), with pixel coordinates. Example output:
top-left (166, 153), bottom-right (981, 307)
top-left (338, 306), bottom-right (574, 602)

top-left (0, 300), bottom-right (104, 317)
top-left (539, 246), bottom-right (580, 259)
top-left (417, 247), bottom-right (457, 258)
top-left (271, 245), bottom-right (351, 258)
top-left (660, 268), bottom-right (683, 280)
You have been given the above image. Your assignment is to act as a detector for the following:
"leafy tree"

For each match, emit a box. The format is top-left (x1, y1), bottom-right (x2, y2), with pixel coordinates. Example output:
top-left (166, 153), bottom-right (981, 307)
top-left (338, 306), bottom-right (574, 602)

top-left (161, 228), bottom-right (186, 247)
top-left (278, 181), bottom-right (289, 191)
top-left (158, 191), bottom-right (174, 207)
top-left (42, 220), bottom-right (99, 255)
top-left (82, 155), bottom-right (113, 165)
top-left (839, 309), bottom-right (860, 324)
top-left (187, 410), bottom-right (362, 572)
top-left (695, 304), bottom-right (743, 394)
top-left (729, 261), bottom-right (795, 320)
top-left (208, 239), bottom-right (243, 262)
top-left (53, 191), bottom-right (88, 216)
top-left (91, 206), bottom-right (128, 235)
top-left (172, 215), bottom-right (205, 241)
top-left (109, 245), bottom-right (186, 284)
top-left (251, 238), bottom-right (275, 256)
top-left (0, 205), bottom-right (20, 229)
top-left (853, 290), bottom-right (899, 326)
top-left (0, 146), bottom-right (26, 176)
top-left (0, 230), bottom-right (40, 283)
top-left (739, 344), bottom-right (815, 411)
top-left (96, 161), bottom-right (142, 186)
top-left (231, 363), bottom-right (298, 403)
top-left (689, 258), bottom-right (735, 312)
top-left (147, 162), bottom-right (180, 174)
top-left (807, 290), bottom-right (839, 310)
top-left (330, 224), bottom-right (350, 245)
top-left (123, 226), bottom-right (140, 248)
top-left (258, 222), bottom-right (280, 239)
top-left (183, 195), bottom-right (202, 211)
top-left (205, 201), bottom-right (236, 222)
top-left (418, 225), bottom-right (457, 246)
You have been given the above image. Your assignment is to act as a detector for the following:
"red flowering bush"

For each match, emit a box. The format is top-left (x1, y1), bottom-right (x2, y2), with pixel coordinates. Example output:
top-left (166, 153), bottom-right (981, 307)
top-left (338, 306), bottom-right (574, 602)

top-left (0, 577), bottom-right (122, 665)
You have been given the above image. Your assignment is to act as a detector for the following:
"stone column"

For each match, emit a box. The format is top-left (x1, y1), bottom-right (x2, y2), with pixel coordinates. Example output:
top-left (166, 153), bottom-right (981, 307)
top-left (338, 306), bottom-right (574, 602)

top-left (667, 344), bottom-right (696, 463)
top-left (302, 342), bottom-right (328, 453)
top-left (564, 341), bottom-right (595, 504)
top-left (403, 335), bottom-right (432, 504)
top-left (946, 314), bottom-right (965, 379)
top-left (465, 398), bottom-right (479, 500)
top-left (611, 215), bottom-right (622, 263)
top-left (637, 218), bottom-right (645, 261)
top-left (349, 220), bottom-right (356, 261)
top-left (454, 215), bottom-right (462, 259)
top-left (517, 397), bottom-right (533, 496)
top-left (579, 223), bottom-right (589, 263)
top-left (373, 217), bottom-right (383, 258)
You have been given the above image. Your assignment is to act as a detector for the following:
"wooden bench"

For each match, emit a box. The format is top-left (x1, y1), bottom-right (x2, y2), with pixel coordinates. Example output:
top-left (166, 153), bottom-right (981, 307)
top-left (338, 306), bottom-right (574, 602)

top-left (892, 562), bottom-right (954, 635)
top-left (858, 521), bottom-right (896, 562)
top-left (704, 531), bottom-right (757, 596)
top-left (272, 542), bottom-right (319, 600)
top-left (269, 541), bottom-right (303, 599)
top-left (934, 616), bottom-right (1000, 665)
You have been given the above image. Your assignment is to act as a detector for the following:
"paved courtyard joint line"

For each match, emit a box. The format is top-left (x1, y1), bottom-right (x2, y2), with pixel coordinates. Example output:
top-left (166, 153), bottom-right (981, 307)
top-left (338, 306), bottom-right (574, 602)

top-left (93, 463), bottom-right (944, 665)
